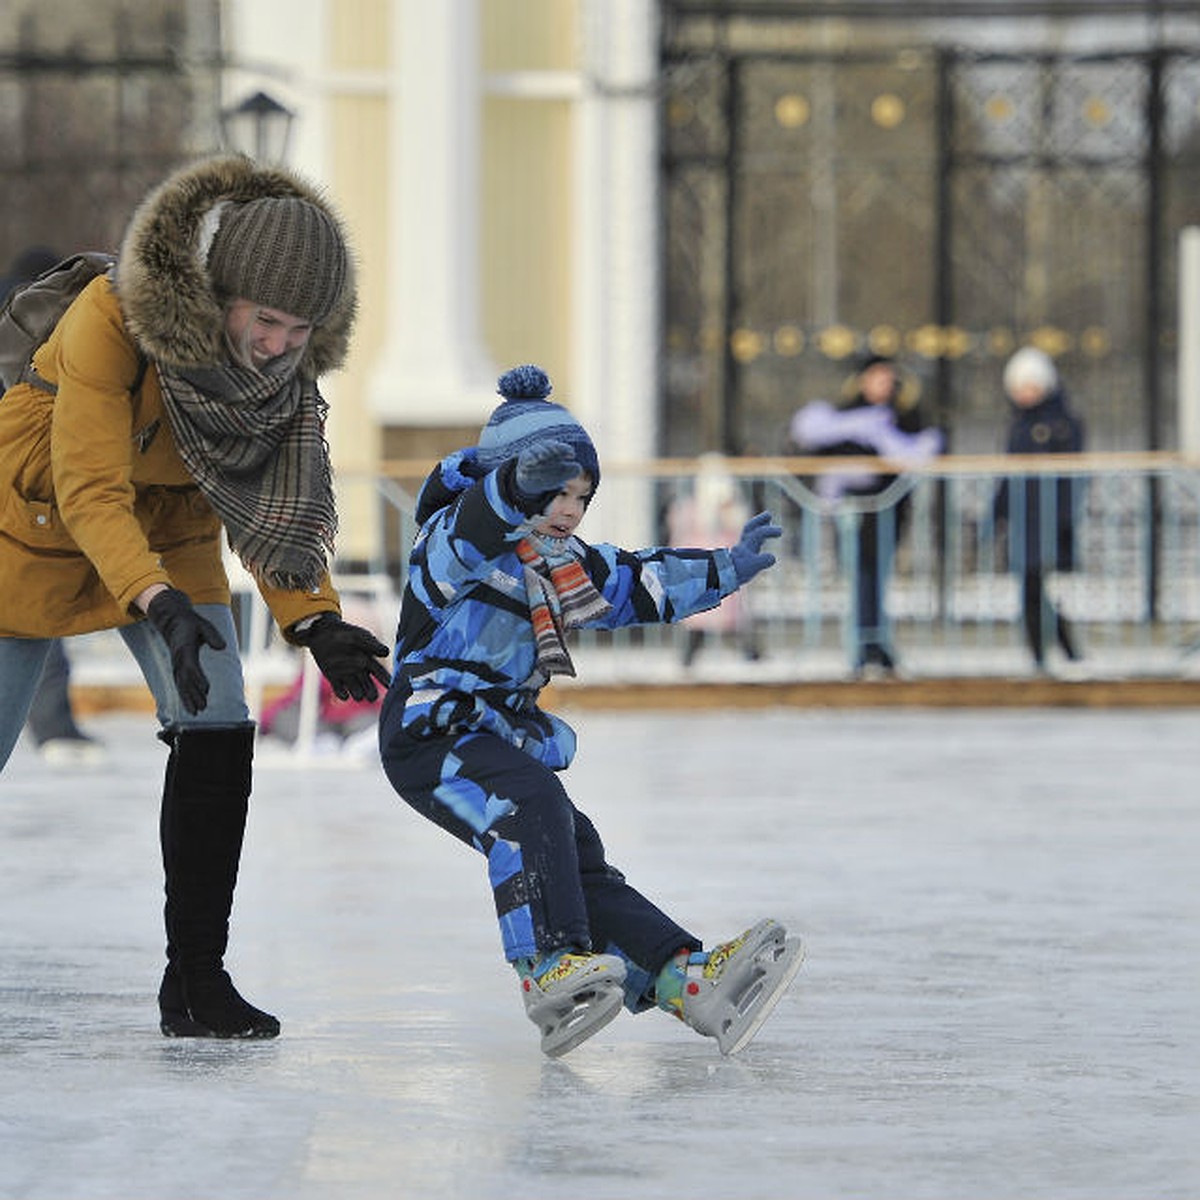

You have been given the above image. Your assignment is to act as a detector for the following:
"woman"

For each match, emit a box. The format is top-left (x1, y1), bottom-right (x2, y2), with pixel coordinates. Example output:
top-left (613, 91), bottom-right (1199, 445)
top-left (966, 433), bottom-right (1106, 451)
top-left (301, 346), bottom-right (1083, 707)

top-left (0, 155), bottom-right (389, 1039)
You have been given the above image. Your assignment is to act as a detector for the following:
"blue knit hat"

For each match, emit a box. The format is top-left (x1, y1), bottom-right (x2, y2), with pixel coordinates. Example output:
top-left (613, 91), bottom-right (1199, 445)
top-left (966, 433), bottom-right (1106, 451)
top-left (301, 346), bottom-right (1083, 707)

top-left (477, 364), bottom-right (601, 490)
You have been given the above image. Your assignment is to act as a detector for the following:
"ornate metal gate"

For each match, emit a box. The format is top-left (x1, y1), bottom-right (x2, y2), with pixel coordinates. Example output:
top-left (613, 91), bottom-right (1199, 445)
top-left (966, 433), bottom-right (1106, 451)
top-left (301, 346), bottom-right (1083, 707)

top-left (661, 3), bottom-right (1200, 457)
top-left (0, 3), bottom-right (222, 273)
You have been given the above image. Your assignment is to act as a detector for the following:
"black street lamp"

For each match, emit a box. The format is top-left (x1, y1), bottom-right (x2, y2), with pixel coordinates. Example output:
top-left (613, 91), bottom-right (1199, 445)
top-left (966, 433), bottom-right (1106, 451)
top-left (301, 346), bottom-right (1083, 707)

top-left (220, 90), bottom-right (295, 164)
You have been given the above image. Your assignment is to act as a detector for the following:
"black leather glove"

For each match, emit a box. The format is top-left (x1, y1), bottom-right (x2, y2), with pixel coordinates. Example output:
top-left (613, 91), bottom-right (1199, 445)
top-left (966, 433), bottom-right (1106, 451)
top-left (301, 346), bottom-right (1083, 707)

top-left (292, 613), bottom-right (391, 702)
top-left (511, 439), bottom-right (581, 516)
top-left (145, 587), bottom-right (227, 715)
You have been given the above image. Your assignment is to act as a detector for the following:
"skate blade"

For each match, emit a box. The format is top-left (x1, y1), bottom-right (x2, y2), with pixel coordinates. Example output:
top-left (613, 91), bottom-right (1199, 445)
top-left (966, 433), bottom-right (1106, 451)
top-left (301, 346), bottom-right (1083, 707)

top-left (717, 936), bottom-right (805, 1056)
top-left (160, 1018), bottom-right (280, 1039)
top-left (535, 980), bottom-right (625, 1058)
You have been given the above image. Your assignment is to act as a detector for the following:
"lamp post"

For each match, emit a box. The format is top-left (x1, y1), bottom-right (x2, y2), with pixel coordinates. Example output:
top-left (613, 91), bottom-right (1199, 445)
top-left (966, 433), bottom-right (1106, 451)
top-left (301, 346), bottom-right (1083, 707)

top-left (220, 90), bottom-right (295, 164)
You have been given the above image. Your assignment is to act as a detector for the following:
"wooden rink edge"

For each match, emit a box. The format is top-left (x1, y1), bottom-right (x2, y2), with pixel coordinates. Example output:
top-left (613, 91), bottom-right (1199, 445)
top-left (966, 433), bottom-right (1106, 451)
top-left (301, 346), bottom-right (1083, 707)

top-left (544, 678), bottom-right (1200, 711)
top-left (73, 676), bottom-right (1200, 717)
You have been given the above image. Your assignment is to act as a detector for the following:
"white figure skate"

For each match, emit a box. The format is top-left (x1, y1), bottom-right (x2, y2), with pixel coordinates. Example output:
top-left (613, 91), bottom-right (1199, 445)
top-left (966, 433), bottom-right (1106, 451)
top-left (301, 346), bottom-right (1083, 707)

top-left (520, 951), bottom-right (627, 1058)
top-left (674, 918), bottom-right (804, 1055)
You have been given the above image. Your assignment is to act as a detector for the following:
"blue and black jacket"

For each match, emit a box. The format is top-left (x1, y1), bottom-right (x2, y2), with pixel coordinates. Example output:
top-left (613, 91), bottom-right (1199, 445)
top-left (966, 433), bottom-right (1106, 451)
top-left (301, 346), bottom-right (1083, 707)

top-left (993, 388), bottom-right (1085, 573)
top-left (383, 450), bottom-right (740, 770)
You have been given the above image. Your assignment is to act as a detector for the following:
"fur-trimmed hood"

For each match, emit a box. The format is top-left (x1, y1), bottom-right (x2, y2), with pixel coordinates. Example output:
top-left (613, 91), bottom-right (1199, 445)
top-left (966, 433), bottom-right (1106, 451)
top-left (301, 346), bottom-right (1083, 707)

top-left (115, 154), bottom-right (356, 377)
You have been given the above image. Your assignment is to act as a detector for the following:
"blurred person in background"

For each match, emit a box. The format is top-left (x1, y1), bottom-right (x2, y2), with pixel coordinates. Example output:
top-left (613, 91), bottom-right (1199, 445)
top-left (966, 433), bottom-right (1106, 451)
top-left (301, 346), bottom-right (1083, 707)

top-left (666, 452), bottom-right (762, 668)
top-left (2, 246), bottom-right (106, 766)
top-left (790, 353), bottom-right (942, 677)
top-left (258, 594), bottom-right (385, 760)
top-left (992, 346), bottom-right (1085, 672)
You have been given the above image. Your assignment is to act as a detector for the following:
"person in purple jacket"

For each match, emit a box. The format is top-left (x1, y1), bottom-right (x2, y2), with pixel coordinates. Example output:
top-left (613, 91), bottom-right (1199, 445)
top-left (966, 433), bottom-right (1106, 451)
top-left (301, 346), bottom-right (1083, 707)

top-left (791, 354), bottom-right (943, 676)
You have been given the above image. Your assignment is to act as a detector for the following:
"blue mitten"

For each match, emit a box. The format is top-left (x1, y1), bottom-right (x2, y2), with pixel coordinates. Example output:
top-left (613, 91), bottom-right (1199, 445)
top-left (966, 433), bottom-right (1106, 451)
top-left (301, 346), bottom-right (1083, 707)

top-left (729, 512), bottom-right (782, 585)
top-left (512, 440), bottom-right (581, 515)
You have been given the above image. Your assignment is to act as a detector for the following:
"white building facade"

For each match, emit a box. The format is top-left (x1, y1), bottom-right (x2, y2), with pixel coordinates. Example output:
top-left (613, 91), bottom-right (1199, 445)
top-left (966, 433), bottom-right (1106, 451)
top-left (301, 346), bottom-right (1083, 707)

top-left (223, 0), bottom-right (662, 550)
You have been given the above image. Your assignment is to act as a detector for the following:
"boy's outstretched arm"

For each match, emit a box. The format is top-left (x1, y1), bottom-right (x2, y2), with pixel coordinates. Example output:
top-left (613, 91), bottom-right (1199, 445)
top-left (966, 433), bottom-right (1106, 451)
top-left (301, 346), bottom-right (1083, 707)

top-left (581, 511), bottom-right (782, 631)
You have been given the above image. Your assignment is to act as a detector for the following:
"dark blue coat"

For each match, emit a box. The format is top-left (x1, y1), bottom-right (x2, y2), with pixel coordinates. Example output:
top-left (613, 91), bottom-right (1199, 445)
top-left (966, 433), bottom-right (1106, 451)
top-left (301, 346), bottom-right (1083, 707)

top-left (993, 388), bottom-right (1085, 573)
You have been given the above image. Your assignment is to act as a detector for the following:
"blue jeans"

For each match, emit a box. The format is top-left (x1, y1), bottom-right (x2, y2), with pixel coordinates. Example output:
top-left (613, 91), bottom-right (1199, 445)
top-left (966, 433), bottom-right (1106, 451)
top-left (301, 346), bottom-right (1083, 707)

top-left (25, 640), bottom-right (83, 744)
top-left (0, 604), bottom-right (248, 770)
top-left (839, 507), bottom-right (898, 667)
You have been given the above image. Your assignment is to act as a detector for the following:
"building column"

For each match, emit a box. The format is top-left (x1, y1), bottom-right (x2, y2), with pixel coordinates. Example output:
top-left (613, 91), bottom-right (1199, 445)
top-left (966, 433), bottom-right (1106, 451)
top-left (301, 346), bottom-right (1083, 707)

top-left (369, 0), bottom-right (496, 426)
top-left (575, 0), bottom-right (661, 546)
top-left (1180, 227), bottom-right (1200, 455)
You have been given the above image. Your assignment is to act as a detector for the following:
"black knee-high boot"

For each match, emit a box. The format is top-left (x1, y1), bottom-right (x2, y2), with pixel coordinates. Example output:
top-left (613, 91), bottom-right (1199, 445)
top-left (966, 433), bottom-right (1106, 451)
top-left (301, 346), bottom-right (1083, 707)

top-left (157, 723), bottom-right (279, 1038)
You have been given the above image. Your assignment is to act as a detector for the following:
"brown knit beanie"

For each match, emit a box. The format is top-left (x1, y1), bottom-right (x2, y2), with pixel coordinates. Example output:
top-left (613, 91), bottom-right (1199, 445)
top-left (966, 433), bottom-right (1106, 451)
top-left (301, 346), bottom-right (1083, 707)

top-left (206, 195), bottom-right (348, 325)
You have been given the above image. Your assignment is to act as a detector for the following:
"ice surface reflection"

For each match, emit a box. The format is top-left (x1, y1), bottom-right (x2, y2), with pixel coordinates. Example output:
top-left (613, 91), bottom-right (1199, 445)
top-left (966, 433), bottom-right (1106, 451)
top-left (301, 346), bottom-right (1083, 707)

top-left (1, 710), bottom-right (1197, 1199)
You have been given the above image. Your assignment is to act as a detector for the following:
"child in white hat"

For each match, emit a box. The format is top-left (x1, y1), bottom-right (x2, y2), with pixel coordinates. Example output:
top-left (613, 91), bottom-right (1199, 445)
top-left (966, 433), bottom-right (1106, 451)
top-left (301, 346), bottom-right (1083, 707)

top-left (995, 347), bottom-right (1086, 669)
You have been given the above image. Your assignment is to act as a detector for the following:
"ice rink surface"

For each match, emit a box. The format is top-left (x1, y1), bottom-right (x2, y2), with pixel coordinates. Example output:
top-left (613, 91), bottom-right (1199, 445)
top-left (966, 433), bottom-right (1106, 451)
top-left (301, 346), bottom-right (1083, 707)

top-left (1, 706), bottom-right (1197, 1200)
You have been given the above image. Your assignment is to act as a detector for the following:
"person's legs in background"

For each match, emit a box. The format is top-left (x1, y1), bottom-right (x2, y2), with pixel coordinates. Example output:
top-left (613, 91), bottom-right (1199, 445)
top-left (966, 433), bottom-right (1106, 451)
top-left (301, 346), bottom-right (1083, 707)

top-left (1022, 568), bottom-right (1080, 671)
top-left (853, 512), bottom-right (897, 675)
top-left (680, 626), bottom-right (704, 668)
top-left (0, 637), bottom-right (55, 770)
top-left (25, 639), bottom-right (107, 765)
top-left (1021, 569), bottom-right (1048, 670)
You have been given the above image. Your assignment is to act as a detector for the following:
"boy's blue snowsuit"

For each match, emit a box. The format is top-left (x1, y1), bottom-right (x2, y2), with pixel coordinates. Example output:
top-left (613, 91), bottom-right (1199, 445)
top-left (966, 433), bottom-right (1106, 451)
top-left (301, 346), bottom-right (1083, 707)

top-left (379, 451), bottom-right (745, 1010)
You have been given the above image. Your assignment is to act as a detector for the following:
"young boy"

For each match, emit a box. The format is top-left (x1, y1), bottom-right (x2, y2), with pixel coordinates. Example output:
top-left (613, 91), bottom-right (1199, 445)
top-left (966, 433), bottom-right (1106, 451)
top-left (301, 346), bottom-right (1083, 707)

top-left (379, 365), bottom-right (803, 1057)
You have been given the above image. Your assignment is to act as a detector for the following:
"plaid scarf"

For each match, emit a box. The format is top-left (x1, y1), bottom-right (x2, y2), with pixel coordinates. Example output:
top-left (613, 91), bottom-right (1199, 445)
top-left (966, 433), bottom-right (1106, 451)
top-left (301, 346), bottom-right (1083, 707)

top-left (516, 535), bottom-right (612, 678)
top-left (157, 361), bottom-right (336, 590)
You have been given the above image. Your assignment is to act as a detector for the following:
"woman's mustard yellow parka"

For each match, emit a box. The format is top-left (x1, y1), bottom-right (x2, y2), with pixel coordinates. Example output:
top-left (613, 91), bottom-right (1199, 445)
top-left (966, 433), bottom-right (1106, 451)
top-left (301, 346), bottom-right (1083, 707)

top-left (0, 155), bottom-right (354, 638)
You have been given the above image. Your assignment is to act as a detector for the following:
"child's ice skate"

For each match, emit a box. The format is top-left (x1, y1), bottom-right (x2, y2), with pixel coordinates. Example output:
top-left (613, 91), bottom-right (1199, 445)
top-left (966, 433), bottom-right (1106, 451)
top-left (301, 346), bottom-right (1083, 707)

top-left (657, 918), bottom-right (804, 1055)
top-left (518, 949), bottom-right (627, 1058)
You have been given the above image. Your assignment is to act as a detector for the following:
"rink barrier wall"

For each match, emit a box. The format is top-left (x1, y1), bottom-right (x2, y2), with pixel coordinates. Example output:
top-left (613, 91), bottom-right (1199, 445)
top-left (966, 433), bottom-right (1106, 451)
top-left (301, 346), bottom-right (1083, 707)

top-left (71, 677), bottom-right (1200, 716)
top-left (65, 452), bottom-right (1200, 721)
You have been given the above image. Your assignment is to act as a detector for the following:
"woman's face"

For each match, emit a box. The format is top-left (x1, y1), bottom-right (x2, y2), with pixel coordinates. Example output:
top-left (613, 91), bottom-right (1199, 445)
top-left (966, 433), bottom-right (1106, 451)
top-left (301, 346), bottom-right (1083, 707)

top-left (223, 300), bottom-right (313, 372)
top-left (531, 472), bottom-right (594, 539)
top-left (860, 362), bottom-right (897, 405)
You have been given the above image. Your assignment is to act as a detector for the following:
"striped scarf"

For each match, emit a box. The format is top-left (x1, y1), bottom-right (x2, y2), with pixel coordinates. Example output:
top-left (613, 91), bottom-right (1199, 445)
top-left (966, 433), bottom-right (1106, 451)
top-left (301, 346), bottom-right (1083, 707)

top-left (157, 361), bottom-right (336, 591)
top-left (516, 535), bottom-right (612, 678)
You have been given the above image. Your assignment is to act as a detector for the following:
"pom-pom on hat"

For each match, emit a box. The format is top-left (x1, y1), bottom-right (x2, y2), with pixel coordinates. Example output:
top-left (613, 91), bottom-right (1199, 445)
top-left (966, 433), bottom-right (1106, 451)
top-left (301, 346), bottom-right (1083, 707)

top-left (207, 195), bottom-right (349, 325)
top-left (477, 364), bottom-right (601, 490)
top-left (1003, 346), bottom-right (1058, 398)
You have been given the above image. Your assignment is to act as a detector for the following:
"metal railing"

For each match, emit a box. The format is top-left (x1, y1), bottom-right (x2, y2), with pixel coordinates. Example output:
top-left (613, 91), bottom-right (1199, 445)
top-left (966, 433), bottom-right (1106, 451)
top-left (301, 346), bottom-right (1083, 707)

top-left (356, 452), bottom-right (1200, 684)
top-left (65, 453), bottom-right (1200, 728)
top-left (744, 452), bottom-right (1200, 680)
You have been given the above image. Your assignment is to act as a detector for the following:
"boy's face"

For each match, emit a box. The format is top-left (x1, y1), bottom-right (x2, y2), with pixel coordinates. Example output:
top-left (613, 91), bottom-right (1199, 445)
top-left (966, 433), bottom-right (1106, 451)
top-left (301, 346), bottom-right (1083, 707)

top-left (532, 472), bottom-right (594, 539)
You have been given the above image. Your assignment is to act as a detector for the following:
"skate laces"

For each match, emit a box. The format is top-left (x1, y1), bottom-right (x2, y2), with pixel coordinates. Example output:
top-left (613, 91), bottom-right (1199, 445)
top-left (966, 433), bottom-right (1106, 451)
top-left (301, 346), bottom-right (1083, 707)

top-left (651, 921), bottom-right (802, 1054)
top-left (517, 950), bottom-right (628, 1057)
top-left (655, 929), bottom-right (752, 1019)
top-left (701, 928), bottom-right (750, 981)
top-left (520, 948), bottom-right (605, 992)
